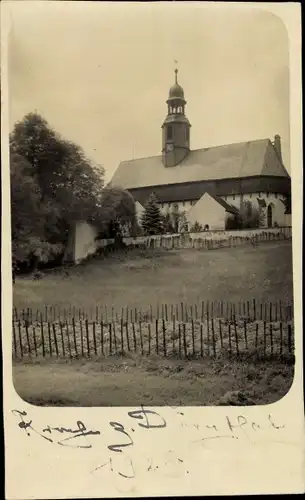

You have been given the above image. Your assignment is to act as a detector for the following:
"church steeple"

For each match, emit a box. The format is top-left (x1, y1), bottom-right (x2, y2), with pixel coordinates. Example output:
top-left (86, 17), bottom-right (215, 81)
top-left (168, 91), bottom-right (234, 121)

top-left (162, 67), bottom-right (191, 167)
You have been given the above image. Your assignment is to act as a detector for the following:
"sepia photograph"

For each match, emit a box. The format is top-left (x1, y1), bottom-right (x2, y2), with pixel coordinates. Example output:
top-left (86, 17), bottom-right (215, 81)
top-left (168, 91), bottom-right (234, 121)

top-left (9, 2), bottom-right (294, 407)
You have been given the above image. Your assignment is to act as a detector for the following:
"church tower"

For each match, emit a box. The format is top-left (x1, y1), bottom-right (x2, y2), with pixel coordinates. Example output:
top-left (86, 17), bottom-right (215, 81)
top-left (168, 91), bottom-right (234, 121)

top-left (162, 68), bottom-right (191, 167)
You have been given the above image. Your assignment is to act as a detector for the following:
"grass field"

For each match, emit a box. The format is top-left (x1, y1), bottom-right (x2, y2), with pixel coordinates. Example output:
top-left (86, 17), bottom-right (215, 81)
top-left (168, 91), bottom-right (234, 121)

top-left (12, 241), bottom-right (294, 407)
top-left (13, 240), bottom-right (293, 315)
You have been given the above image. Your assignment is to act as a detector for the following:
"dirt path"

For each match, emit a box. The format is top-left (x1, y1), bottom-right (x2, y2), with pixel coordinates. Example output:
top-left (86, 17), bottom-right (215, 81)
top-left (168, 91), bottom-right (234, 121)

top-left (13, 356), bottom-right (294, 406)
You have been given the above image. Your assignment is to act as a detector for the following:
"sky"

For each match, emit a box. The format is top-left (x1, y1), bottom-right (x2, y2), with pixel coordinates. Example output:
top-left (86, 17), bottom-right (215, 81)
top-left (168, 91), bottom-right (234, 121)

top-left (7, 1), bottom-right (290, 182)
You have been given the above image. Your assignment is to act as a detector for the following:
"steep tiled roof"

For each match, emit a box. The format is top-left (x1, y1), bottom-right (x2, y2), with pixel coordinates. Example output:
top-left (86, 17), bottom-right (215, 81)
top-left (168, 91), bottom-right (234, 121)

top-left (110, 138), bottom-right (290, 191)
top-left (208, 194), bottom-right (239, 214)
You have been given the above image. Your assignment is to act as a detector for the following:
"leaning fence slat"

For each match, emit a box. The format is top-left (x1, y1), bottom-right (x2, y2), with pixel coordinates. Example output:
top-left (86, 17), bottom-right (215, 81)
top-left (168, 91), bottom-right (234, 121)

top-left (148, 323), bottom-right (151, 355)
top-left (132, 322), bottom-right (137, 352)
top-left (48, 322), bottom-right (52, 357)
top-left (93, 321), bottom-right (97, 355)
top-left (80, 320), bottom-right (84, 357)
top-left (113, 322), bottom-right (118, 354)
top-left (124, 322), bottom-right (130, 352)
top-left (211, 319), bottom-right (216, 357)
top-left (72, 318), bottom-right (78, 356)
top-left (52, 323), bottom-right (59, 357)
top-left (66, 321), bottom-right (72, 358)
top-left (18, 320), bottom-right (23, 357)
top-left (200, 324), bottom-right (203, 357)
top-left (270, 323), bottom-right (273, 357)
top-left (59, 322), bottom-right (65, 357)
top-left (228, 323), bottom-right (232, 357)
top-left (233, 318), bottom-right (239, 357)
top-left (219, 319), bottom-right (223, 349)
top-left (40, 316), bottom-right (45, 357)
top-left (244, 320), bottom-right (248, 349)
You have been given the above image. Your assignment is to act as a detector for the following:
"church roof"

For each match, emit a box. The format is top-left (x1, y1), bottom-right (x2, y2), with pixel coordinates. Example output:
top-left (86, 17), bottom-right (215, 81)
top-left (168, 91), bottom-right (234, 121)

top-left (208, 194), bottom-right (239, 214)
top-left (111, 138), bottom-right (290, 191)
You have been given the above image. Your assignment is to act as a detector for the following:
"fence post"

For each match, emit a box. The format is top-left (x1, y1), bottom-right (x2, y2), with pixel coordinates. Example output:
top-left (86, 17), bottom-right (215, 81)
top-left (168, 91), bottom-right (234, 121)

top-left (162, 319), bottom-right (167, 357)
top-left (47, 322), bottom-right (52, 357)
top-left (52, 323), bottom-right (59, 357)
top-left (211, 318), bottom-right (216, 357)
top-left (219, 319), bottom-right (223, 348)
top-left (80, 320), bottom-right (84, 357)
top-left (59, 322), bottom-right (65, 357)
top-left (155, 319), bottom-right (159, 354)
top-left (228, 323), bottom-right (232, 357)
top-left (191, 319), bottom-right (195, 356)
top-left (244, 320), bottom-right (248, 349)
top-left (72, 317), bottom-right (78, 356)
top-left (263, 321), bottom-right (267, 357)
top-left (253, 299), bottom-right (256, 321)
top-left (182, 323), bottom-right (187, 358)
top-left (93, 321), bottom-right (97, 355)
top-left (148, 323), bottom-right (151, 355)
top-left (40, 315), bottom-right (45, 357)
top-left (66, 321), bottom-right (72, 358)
top-left (234, 317), bottom-right (239, 357)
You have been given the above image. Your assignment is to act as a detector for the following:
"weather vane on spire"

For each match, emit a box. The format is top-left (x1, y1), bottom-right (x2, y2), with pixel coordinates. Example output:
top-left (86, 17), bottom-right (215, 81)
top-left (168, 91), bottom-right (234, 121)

top-left (174, 59), bottom-right (179, 83)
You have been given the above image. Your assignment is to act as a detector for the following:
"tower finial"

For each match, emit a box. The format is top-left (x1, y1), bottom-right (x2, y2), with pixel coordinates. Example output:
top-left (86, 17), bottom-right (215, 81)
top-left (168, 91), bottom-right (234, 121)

top-left (174, 59), bottom-right (178, 83)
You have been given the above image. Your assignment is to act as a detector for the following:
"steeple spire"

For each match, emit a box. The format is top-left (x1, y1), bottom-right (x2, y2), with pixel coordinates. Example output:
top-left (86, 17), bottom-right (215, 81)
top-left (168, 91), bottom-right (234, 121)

top-left (161, 66), bottom-right (191, 167)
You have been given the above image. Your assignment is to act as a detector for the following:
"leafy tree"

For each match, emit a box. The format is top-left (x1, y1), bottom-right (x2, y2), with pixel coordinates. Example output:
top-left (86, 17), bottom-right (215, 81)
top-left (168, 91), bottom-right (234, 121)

top-left (10, 153), bottom-right (64, 267)
top-left (141, 193), bottom-right (162, 235)
top-left (94, 187), bottom-right (137, 238)
top-left (225, 201), bottom-right (265, 230)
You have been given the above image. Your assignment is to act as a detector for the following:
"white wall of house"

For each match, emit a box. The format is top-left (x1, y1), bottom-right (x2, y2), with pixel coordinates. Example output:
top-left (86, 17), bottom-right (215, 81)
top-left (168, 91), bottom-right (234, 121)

top-left (74, 221), bottom-right (99, 263)
top-left (156, 191), bottom-right (289, 229)
top-left (135, 201), bottom-right (145, 224)
top-left (187, 192), bottom-right (227, 230)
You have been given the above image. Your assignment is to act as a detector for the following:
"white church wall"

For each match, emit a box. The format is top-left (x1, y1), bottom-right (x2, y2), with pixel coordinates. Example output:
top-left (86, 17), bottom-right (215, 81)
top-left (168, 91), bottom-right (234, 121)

top-left (187, 193), bottom-right (227, 230)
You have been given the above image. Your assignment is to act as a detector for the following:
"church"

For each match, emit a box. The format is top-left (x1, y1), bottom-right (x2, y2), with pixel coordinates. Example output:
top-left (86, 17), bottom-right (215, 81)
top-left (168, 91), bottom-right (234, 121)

top-left (110, 69), bottom-right (291, 231)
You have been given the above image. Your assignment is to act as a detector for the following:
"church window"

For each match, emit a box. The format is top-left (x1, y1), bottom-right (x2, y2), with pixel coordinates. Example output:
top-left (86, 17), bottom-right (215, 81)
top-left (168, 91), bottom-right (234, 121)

top-left (167, 126), bottom-right (173, 140)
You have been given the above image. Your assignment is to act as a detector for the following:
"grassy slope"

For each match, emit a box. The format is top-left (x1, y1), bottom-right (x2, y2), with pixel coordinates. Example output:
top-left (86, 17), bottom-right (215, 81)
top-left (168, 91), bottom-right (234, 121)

top-left (13, 356), bottom-right (294, 407)
top-left (13, 241), bottom-right (293, 314)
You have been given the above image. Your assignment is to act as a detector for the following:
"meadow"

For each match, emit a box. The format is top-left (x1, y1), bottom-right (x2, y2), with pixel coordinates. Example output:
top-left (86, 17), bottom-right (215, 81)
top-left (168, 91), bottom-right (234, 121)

top-left (12, 240), bottom-right (295, 406)
top-left (13, 240), bottom-right (293, 315)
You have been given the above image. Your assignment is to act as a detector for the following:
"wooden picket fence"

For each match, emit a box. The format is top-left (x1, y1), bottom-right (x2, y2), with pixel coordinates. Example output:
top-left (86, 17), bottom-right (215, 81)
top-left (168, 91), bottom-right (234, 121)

top-left (12, 314), bottom-right (294, 362)
top-left (12, 299), bottom-right (294, 326)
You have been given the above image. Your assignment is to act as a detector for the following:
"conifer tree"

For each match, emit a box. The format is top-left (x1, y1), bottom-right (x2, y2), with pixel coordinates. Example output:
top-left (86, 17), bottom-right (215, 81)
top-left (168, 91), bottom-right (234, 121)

top-left (141, 193), bottom-right (162, 235)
